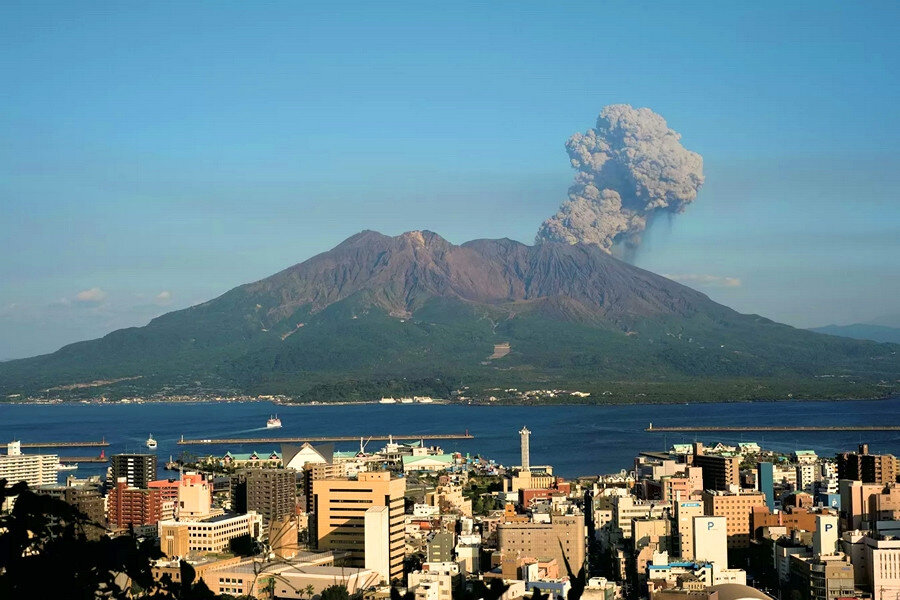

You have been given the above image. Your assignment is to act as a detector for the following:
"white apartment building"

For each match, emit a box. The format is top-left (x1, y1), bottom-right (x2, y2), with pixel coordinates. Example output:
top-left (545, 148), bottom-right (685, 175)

top-left (863, 535), bottom-right (900, 596)
top-left (408, 562), bottom-right (460, 600)
top-left (0, 441), bottom-right (58, 488)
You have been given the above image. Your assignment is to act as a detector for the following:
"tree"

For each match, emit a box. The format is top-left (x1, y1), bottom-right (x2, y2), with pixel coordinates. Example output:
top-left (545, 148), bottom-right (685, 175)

top-left (0, 479), bottom-right (214, 599)
top-left (320, 584), bottom-right (351, 600)
top-left (228, 534), bottom-right (260, 557)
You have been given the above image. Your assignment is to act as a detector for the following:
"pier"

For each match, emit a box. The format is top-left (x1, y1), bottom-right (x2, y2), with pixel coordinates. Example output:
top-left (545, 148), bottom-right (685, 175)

top-left (177, 432), bottom-right (474, 446)
top-left (645, 424), bottom-right (900, 432)
top-left (58, 456), bottom-right (108, 463)
top-left (18, 439), bottom-right (109, 448)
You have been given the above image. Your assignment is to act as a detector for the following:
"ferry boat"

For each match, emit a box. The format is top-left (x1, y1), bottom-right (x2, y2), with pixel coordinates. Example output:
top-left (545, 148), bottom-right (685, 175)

top-left (266, 415), bottom-right (282, 428)
top-left (146, 434), bottom-right (158, 449)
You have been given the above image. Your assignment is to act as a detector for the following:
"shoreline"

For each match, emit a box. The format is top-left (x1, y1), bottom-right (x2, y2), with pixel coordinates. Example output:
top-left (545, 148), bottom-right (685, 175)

top-left (2, 394), bottom-right (897, 408)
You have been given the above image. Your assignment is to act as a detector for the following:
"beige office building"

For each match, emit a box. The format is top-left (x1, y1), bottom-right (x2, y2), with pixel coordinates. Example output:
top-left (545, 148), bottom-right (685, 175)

top-left (497, 514), bottom-right (585, 570)
top-left (312, 471), bottom-right (406, 581)
top-left (157, 511), bottom-right (262, 555)
top-left (702, 490), bottom-right (766, 549)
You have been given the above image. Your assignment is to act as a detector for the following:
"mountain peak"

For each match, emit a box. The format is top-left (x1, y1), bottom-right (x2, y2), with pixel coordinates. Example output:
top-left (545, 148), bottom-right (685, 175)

top-left (1, 229), bottom-right (896, 401)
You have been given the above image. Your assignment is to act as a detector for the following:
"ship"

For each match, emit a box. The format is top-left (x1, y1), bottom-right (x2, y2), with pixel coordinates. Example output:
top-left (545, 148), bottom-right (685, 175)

top-left (266, 415), bottom-right (282, 428)
top-left (146, 434), bottom-right (158, 449)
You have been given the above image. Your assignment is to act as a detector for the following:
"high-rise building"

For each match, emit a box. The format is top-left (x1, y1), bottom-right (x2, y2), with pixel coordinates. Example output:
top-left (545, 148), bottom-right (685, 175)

top-left (693, 452), bottom-right (740, 492)
top-left (110, 454), bottom-right (157, 489)
top-left (312, 471), bottom-right (406, 581)
top-left (519, 426), bottom-right (531, 472)
top-left (245, 468), bottom-right (296, 524)
top-left (108, 478), bottom-right (167, 529)
top-left (673, 499), bottom-right (704, 560)
top-left (0, 441), bottom-right (59, 488)
top-left (757, 462), bottom-right (774, 511)
top-left (702, 489), bottom-right (767, 548)
top-left (148, 479), bottom-right (179, 508)
top-left (837, 444), bottom-right (898, 485)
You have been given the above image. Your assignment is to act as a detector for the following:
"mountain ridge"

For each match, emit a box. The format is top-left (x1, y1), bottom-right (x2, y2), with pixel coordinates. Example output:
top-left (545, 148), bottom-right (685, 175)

top-left (810, 323), bottom-right (900, 345)
top-left (1, 230), bottom-right (897, 402)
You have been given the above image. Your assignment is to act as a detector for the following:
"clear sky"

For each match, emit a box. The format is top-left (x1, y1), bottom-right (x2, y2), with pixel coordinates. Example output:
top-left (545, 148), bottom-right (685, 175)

top-left (2, 1), bottom-right (899, 359)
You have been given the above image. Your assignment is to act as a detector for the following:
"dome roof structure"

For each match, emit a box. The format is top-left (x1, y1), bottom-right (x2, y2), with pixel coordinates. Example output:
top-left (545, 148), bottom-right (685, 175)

top-left (707, 584), bottom-right (774, 600)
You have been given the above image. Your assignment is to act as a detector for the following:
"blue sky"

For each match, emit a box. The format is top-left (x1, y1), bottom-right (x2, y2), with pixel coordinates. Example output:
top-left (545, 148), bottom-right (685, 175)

top-left (2, 1), bottom-right (899, 359)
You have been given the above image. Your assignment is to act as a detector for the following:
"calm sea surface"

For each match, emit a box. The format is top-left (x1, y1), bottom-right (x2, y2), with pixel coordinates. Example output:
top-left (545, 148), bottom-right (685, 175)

top-left (2, 398), bottom-right (899, 481)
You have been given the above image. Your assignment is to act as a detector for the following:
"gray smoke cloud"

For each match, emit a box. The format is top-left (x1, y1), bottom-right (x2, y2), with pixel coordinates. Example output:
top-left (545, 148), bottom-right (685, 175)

top-left (536, 104), bottom-right (704, 254)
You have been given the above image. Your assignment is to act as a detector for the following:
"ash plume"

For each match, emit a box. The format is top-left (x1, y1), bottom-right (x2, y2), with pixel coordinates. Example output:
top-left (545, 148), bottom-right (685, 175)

top-left (536, 104), bottom-right (704, 254)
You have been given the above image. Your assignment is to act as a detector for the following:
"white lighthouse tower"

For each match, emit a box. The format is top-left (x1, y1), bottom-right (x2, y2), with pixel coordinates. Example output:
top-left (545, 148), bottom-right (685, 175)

top-left (519, 426), bottom-right (531, 473)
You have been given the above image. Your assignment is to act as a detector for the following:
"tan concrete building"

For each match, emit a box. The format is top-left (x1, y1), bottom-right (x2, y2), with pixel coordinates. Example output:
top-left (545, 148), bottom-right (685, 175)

top-left (702, 490), bottom-right (767, 549)
top-left (425, 484), bottom-right (473, 517)
top-left (157, 511), bottom-right (262, 555)
top-left (177, 473), bottom-right (214, 519)
top-left (312, 471), bottom-right (406, 581)
top-left (839, 479), bottom-right (883, 530)
top-left (788, 553), bottom-right (856, 600)
top-left (659, 468), bottom-right (703, 503)
top-left (152, 555), bottom-right (243, 588)
top-left (869, 482), bottom-right (900, 521)
top-left (160, 521), bottom-right (190, 558)
top-left (497, 514), bottom-right (585, 570)
top-left (269, 515), bottom-right (300, 559)
top-left (674, 499), bottom-right (705, 560)
top-left (612, 495), bottom-right (671, 539)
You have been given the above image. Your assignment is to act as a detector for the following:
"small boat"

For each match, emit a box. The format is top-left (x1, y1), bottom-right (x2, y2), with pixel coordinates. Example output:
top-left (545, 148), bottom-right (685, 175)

top-left (146, 434), bottom-right (158, 449)
top-left (266, 415), bottom-right (282, 428)
top-left (56, 463), bottom-right (78, 471)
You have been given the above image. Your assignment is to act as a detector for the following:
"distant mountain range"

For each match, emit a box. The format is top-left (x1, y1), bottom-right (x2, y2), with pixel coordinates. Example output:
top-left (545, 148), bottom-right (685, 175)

top-left (1, 230), bottom-right (897, 403)
top-left (810, 323), bottom-right (900, 345)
